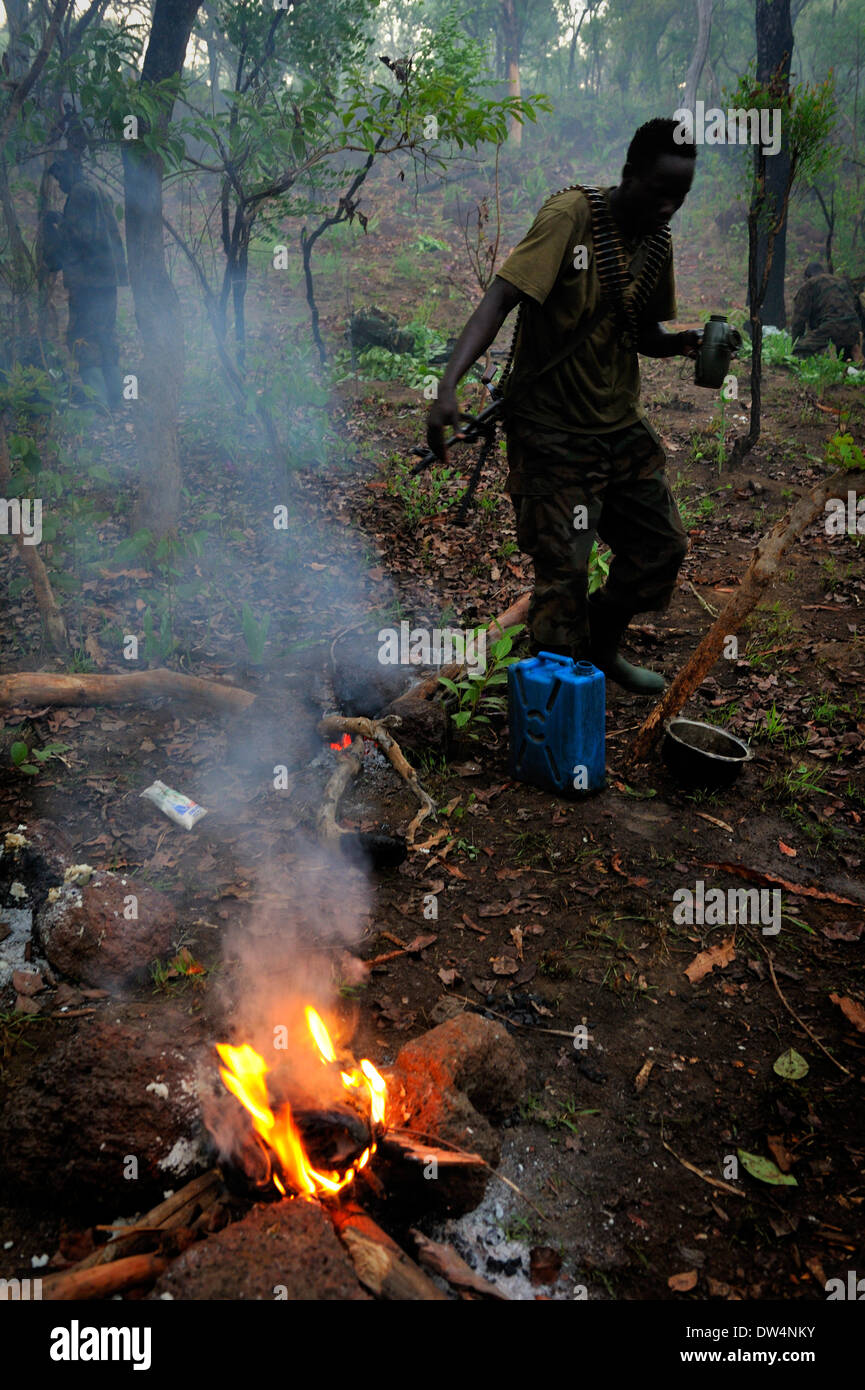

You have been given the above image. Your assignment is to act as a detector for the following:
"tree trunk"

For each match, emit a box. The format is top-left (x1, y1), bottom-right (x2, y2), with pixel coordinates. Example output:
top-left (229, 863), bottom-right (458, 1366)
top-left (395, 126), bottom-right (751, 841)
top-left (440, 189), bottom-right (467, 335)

top-left (754, 0), bottom-right (793, 327)
top-left (683, 0), bottom-right (715, 111)
top-left (122, 0), bottom-right (202, 538)
top-left (501, 0), bottom-right (522, 146)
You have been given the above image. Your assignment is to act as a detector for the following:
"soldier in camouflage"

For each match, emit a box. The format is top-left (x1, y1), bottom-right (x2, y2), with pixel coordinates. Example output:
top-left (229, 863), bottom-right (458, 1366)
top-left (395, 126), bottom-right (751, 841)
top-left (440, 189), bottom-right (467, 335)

top-left (42, 150), bottom-right (128, 409)
top-left (791, 263), bottom-right (862, 361)
top-left (427, 119), bottom-right (699, 695)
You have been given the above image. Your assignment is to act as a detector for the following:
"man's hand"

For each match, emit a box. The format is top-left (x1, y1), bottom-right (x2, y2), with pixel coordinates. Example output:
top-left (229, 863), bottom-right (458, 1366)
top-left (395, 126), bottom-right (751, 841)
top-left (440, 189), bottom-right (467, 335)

top-left (679, 329), bottom-right (701, 360)
top-left (426, 387), bottom-right (463, 464)
top-left (425, 276), bottom-right (523, 461)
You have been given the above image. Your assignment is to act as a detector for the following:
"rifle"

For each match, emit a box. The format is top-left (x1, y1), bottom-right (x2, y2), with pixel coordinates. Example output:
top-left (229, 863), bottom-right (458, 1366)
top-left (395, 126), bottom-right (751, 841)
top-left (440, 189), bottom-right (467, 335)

top-left (410, 366), bottom-right (501, 527)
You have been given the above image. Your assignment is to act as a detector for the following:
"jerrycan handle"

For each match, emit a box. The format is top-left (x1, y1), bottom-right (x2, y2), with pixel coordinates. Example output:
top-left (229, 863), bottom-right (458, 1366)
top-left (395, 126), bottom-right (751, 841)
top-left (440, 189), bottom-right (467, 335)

top-left (537, 651), bottom-right (574, 665)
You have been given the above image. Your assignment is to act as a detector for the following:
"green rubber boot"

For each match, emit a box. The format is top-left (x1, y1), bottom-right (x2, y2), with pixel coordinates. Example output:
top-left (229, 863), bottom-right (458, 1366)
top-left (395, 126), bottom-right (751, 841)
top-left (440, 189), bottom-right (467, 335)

top-left (588, 596), bottom-right (667, 696)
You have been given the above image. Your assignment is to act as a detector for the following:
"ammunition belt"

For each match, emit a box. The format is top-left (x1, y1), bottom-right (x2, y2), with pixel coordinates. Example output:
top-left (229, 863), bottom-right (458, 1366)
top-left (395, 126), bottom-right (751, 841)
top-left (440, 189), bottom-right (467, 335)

top-left (500, 183), bottom-right (671, 396)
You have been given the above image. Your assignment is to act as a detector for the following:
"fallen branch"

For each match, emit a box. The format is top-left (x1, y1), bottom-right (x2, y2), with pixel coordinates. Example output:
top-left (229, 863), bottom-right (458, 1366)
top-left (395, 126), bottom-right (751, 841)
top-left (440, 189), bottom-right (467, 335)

top-left (628, 465), bottom-right (865, 767)
top-left (0, 670), bottom-right (255, 713)
top-left (330, 1203), bottom-right (448, 1301)
top-left (318, 715), bottom-right (436, 842)
top-left (0, 420), bottom-right (68, 651)
top-left (704, 861), bottom-right (865, 911)
top-left (316, 734), bottom-right (365, 842)
top-left (762, 948), bottom-right (852, 1078)
top-left (41, 1252), bottom-right (168, 1300)
top-left (661, 1140), bottom-right (745, 1199)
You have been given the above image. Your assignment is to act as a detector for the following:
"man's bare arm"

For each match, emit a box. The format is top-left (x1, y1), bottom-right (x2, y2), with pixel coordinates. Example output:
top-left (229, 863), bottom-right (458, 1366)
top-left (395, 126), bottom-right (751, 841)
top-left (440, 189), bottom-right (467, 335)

top-left (426, 275), bottom-right (525, 461)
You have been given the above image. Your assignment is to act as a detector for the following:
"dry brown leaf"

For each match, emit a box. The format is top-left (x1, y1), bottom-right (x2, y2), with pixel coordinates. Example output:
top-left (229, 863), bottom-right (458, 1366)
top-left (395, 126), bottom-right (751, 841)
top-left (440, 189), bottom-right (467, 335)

top-left (490, 955), bottom-right (519, 976)
top-left (829, 992), bottom-right (865, 1034)
top-left (778, 841), bottom-right (797, 858)
top-left (668, 1270), bottom-right (698, 1292)
top-left (510, 926), bottom-right (524, 961)
top-left (634, 1059), bottom-right (654, 1093)
top-left (766, 1135), bottom-right (794, 1173)
top-left (685, 937), bottom-right (736, 984)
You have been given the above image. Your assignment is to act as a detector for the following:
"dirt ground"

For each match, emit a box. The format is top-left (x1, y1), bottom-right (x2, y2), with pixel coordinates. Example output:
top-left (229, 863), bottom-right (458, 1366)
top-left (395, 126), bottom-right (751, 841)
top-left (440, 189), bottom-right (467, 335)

top-left (1, 161), bottom-right (863, 1299)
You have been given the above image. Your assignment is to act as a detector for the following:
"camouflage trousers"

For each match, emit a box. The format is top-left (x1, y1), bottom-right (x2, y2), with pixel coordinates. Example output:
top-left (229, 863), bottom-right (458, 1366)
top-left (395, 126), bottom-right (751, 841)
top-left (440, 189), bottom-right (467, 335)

top-left (793, 317), bottom-right (861, 360)
top-left (505, 415), bottom-right (688, 657)
top-left (67, 287), bottom-right (123, 407)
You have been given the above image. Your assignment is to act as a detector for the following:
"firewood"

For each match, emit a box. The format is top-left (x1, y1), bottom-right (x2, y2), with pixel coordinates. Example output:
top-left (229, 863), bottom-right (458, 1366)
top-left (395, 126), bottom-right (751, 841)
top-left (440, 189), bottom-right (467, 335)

top-left (0, 420), bottom-right (67, 651)
top-left (318, 715), bottom-right (436, 842)
top-left (41, 1253), bottom-right (169, 1300)
top-left (0, 669), bottom-right (255, 713)
top-left (382, 1132), bottom-right (486, 1169)
top-left (317, 734), bottom-right (364, 842)
top-left (330, 1203), bottom-right (448, 1301)
top-left (628, 464), bottom-right (865, 767)
top-left (410, 1229), bottom-right (509, 1300)
top-left (74, 1169), bottom-right (222, 1270)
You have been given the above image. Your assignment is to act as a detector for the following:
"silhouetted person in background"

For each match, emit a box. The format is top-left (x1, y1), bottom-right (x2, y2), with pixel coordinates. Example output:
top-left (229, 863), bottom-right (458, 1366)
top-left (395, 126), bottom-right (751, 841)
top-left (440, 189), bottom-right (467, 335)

top-left (791, 262), bottom-right (861, 361)
top-left (42, 150), bottom-right (128, 408)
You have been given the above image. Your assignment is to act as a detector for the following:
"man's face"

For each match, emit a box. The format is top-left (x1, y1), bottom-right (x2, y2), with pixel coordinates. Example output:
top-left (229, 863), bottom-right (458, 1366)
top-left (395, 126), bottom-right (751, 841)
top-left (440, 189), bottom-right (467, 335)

top-left (622, 153), bottom-right (695, 235)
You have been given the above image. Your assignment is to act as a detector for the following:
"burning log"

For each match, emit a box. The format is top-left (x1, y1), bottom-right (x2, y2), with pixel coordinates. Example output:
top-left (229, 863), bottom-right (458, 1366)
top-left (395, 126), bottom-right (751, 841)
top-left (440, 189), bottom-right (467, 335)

top-left (0, 669), bottom-right (255, 713)
top-left (318, 714), bottom-right (437, 843)
top-left (41, 1253), bottom-right (169, 1301)
top-left (330, 1203), bottom-right (448, 1301)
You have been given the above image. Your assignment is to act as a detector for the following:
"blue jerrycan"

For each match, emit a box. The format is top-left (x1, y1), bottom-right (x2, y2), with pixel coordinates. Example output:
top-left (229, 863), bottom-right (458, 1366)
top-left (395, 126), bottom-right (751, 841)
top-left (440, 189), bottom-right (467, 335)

top-left (508, 652), bottom-right (606, 795)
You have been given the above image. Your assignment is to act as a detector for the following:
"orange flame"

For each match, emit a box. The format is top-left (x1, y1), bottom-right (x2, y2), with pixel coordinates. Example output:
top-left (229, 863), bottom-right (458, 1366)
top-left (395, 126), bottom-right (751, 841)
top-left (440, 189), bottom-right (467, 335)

top-left (330, 733), bottom-right (352, 751)
top-left (216, 1008), bottom-right (386, 1199)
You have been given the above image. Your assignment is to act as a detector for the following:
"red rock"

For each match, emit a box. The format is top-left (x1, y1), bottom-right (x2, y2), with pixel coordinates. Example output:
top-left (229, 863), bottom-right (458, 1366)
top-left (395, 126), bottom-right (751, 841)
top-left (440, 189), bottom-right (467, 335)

top-left (150, 1199), bottom-right (370, 1301)
top-left (12, 969), bottom-right (43, 995)
top-left (36, 872), bottom-right (175, 989)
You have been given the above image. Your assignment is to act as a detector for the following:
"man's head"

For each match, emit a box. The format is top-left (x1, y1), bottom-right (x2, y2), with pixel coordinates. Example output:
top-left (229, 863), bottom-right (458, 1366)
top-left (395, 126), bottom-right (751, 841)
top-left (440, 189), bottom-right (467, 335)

top-left (617, 118), bottom-right (697, 237)
top-left (47, 149), bottom-right (83, 194)
top-left (805, 261), bottom-right (825, 280)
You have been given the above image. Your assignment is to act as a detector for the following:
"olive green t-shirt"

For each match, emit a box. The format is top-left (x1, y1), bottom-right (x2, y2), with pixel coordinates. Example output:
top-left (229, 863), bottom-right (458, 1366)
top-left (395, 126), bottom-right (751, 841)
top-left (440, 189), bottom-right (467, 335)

top-left (497, 186), bottom-right (677, 434)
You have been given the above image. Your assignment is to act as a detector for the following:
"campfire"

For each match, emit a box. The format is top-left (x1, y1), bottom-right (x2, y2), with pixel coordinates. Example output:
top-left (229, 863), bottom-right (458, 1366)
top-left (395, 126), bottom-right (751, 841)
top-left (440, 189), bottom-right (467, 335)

top-left (215, 1007), bottom-right (387, 1199)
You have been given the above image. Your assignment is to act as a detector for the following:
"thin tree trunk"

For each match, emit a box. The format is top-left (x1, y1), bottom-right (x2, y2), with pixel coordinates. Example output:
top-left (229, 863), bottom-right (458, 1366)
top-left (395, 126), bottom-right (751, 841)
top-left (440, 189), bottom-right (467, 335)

top-left (502, 0), bottom-right (522, 146)
top-left (122, 0), bottom-right (202, 539)
top-left (755, 0), bottom-right (793, 327)
top-left (684, 0), bottom-right (715, 111)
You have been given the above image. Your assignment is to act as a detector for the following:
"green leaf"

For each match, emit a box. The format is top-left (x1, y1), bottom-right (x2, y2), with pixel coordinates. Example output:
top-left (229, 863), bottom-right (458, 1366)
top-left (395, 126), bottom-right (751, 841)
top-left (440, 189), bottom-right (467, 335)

top-left (773, 1048), bottom-right (809, 1080)
top-left (737, 1148), bottom-right (798, 1186)
top-left (11, 741), bottom-right (29, 766)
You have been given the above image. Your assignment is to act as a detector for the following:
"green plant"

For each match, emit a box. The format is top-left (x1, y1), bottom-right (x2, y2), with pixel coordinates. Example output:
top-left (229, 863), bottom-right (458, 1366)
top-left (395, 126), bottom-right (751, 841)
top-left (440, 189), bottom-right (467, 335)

top-left (387, 460), bottom-right (465, 525)
top-left (151, 947), bottom-right (208, 993)
top-left (66, 649), bottom-right (97, 674)
top-left (10, 740), bottom-right (71, 776)
top-left (438, 623), bottom-right (524, 738)
top-left (588, 541), bottom-right (611, 594)
top-left (241, 603), bottom-right (271, 664)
